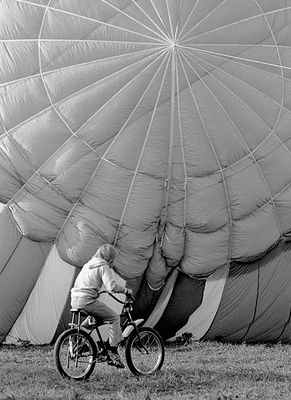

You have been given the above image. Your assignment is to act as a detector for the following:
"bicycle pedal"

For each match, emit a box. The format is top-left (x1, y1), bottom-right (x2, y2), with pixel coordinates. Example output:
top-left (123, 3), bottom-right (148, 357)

top-left (107, 359), bottom-right (125, 369)
top-left (96, 354), bottom-right (107, 363)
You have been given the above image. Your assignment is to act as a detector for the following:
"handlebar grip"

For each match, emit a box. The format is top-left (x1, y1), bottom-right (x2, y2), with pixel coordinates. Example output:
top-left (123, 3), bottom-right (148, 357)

top-left (126, 293), bottom-right (135, 301)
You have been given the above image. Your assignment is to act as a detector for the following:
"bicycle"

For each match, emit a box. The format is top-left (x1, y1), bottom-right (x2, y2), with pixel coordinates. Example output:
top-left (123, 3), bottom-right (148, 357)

top-left (53, 291), bottom-right (165, 380)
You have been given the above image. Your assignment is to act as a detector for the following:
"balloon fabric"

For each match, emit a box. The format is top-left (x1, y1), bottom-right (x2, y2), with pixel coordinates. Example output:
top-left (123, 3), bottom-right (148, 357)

top-left (0, 0), bottom-right (290, 344)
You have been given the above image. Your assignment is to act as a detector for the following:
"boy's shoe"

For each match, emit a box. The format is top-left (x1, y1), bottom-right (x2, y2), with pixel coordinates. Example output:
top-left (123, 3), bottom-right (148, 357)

top-left (96, 348), bottom-right (107, 362)
top-left (107, 350), bottom-right (125, 369)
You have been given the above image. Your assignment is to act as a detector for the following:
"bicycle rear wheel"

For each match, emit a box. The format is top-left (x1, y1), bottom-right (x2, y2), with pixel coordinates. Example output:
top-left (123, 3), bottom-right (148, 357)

top-left (54, 328), bottom-right (96, 380)
top-left (125, 327), bottom-right (165, 376)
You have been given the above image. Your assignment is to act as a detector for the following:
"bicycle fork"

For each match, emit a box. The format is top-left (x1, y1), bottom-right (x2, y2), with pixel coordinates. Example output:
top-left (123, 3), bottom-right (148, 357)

top-left (122, 313), bottom-right (149, 354)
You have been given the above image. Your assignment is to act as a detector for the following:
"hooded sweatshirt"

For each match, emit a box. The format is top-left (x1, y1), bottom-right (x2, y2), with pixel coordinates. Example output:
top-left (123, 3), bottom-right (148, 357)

top-left (71, 256), bottom-right (126, 300)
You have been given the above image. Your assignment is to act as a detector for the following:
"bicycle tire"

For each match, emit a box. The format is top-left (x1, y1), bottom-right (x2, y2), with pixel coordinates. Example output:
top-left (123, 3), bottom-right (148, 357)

top-left (125, 327), bottom-right (165, 376)
top-left (54, 328), bottom-right (97, 381)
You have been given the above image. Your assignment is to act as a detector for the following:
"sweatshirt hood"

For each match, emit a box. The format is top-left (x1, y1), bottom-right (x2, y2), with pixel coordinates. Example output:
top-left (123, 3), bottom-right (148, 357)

top-left (88, 257), bottom-right (109, 269)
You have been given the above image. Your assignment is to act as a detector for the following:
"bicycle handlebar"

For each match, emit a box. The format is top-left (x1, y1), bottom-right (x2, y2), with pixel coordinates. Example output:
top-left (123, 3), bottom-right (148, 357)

top-left (98, 290), bottom-right (135, 304)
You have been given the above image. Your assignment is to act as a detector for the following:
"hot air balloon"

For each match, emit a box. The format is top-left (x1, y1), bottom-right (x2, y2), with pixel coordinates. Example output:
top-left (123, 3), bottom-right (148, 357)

top-left (0, 0), bottom-right (290, 345)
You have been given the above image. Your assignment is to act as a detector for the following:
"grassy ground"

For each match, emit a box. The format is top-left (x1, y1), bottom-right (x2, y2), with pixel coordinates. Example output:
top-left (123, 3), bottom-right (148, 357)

top-left (0, 340), bottom-right (290, 400)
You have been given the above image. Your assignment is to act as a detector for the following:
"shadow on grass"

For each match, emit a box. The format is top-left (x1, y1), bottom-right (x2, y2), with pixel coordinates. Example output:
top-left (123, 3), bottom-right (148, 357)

top-left (47, 363), bottom-right (290, 397)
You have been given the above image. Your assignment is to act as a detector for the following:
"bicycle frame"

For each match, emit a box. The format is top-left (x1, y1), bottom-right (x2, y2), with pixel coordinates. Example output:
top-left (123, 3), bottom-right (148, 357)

top-left (69, 310), bottom-right (107, 360)
top-left (120, 299), bottom-right (144, 338)
top-left (69, 291), bottom-right (140, 346)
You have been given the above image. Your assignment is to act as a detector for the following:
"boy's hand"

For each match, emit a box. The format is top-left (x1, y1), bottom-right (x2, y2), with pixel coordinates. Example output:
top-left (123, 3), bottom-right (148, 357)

top-left (125, 288), bottom-right (134, 300)
top-left (125, 288), bottom-right (133, 296)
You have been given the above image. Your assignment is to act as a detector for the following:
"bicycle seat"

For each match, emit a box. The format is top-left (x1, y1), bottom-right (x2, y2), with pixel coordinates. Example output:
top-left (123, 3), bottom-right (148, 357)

top-left (70, 309), bottom-right (104, 327)
top-left (70, 308), bottom-right (89, 317)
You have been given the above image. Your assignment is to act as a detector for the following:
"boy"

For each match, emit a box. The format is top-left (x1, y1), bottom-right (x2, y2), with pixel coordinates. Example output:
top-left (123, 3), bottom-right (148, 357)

top-left (71, 244), bottom-right (132, 368)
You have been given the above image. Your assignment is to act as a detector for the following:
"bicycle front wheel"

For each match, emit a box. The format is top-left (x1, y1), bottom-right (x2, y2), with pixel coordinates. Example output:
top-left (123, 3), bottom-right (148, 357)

top-left (125, 327), bottom-right (165, 376)
top-left (54, 328), bottom-right (97, 381)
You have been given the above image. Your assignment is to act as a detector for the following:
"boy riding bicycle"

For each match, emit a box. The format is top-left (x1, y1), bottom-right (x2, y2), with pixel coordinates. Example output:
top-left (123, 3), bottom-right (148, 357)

top-left (71, 244), bottom-right (133, 369)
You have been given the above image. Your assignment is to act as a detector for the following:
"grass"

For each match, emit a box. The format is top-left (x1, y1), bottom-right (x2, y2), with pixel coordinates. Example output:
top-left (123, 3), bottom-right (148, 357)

top-left (0, 340), bottom-right (290, 400)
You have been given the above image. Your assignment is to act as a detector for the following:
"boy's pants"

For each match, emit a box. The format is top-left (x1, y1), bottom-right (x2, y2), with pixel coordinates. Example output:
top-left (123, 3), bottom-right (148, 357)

top-left (71, 297), bottom-right (123, 347)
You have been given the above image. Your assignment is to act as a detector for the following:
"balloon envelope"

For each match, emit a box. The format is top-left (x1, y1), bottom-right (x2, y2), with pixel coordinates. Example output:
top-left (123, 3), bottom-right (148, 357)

top-left (0, 0), bottom-right (290, 344)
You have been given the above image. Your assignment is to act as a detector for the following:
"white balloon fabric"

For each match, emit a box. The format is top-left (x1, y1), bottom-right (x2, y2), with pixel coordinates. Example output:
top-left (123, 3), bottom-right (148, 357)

top-left (0, 0), bottom-right (290, 344)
